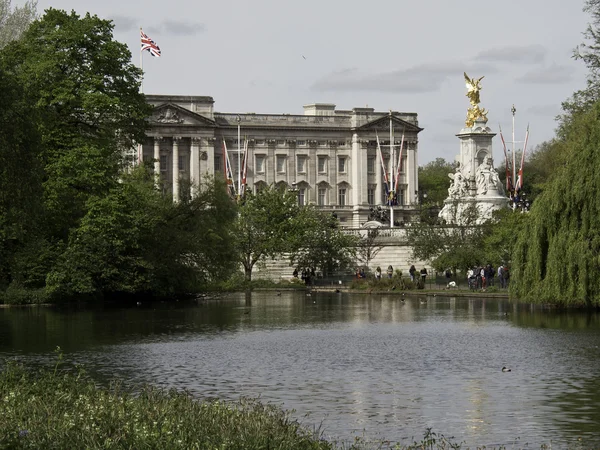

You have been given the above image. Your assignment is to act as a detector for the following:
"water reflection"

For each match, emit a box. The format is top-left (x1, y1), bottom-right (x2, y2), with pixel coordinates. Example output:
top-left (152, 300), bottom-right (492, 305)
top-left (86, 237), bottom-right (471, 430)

top-left (1, 292), bottom-right (600, 447)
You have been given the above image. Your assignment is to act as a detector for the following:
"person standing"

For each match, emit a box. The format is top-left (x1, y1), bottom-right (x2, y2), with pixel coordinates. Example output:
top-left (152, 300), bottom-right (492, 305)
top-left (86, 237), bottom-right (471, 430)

top-left (409, 265), bottom-right (416, 283)
top-left (420, 267), bottom-right (428, 287)
top-left (387, 265), bottom-right (394, 279)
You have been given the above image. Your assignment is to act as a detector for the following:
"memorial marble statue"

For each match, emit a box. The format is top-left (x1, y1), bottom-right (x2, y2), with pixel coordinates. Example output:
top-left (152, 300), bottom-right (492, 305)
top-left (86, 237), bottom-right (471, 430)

top-left (475, 156), bottom-right (504, 195)
top-left (447, 166), bottom-right (469, 198)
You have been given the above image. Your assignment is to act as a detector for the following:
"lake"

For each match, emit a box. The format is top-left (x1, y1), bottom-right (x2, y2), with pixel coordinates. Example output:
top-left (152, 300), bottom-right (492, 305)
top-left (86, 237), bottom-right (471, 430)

top-left (2, 291), bottom-right (600, 448)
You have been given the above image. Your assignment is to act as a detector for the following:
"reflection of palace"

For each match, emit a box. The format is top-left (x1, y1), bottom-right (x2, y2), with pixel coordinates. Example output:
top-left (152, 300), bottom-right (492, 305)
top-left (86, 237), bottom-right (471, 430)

top-left (141, 95), bottom-right (423, 227)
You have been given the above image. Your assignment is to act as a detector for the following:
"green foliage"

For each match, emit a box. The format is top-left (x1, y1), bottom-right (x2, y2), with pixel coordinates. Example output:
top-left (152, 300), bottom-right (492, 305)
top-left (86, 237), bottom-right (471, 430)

top-left (0, 0), bottom-right (37, 48)
top-left (1, 8), bottom-right (151, 241)
top-left (0, 65), bottom-right (44, 288)
top-left (418, 158), bottom-right (455, 206)
top-left (561, 0), bottom-right (600, 128)
top-left (234, 186), bottom-right (302, 281)
top-left (511, 102), bottom-right (600, 306)
top-left (2, 8), bottom-right (150, 155)
top-left (482, 208), bottom-right (529, 265)
top-left (289, 208), bottom-right (359, 277)
top-left (0, 361), bottom-right (334, 449)
top-left (45, 170), bottom-right (237, 300)
top-left (407, 218), bottom-right (489, 274)
top-left (521, 140), bottom-right (567, 201)
top-left (0, 285), bottom-right (49, 305)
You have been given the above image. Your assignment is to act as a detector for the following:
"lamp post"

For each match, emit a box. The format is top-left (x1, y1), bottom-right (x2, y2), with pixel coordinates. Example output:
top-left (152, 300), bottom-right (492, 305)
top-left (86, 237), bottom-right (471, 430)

top-left (236, 115), bottom-right (242, 198)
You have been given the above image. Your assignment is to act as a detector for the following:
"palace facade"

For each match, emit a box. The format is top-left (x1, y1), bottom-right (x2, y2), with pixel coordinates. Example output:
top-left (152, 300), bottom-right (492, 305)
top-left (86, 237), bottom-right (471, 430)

top-left (141, 95), bottom-right (423, 227)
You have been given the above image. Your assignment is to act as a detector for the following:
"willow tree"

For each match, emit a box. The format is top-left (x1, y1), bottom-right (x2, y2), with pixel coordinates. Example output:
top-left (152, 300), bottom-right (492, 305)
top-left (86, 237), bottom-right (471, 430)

top-left (0, 0), bottom-right (37, 48)
top-left (511, 103), bottom-right (600, 306)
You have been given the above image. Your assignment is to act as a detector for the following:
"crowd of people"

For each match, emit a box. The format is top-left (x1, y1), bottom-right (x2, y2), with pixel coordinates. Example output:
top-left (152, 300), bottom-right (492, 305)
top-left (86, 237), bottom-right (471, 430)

top-left (466, 264), bottom-right (510, 290)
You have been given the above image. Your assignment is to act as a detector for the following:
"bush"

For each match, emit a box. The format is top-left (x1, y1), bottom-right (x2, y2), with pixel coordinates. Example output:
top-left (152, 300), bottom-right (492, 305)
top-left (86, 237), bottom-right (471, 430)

top-left (0, 285), bottom-right (50, 305)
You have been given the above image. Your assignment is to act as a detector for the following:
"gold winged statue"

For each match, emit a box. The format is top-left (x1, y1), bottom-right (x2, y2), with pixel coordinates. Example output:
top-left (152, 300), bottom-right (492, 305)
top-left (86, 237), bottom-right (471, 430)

top-left (464, 72), bottom-right (488, 127)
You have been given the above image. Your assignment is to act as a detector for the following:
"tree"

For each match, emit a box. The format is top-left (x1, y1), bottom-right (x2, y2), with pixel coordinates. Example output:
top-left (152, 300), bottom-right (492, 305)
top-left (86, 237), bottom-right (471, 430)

top-left (46, 170), bottom-right (237, 299)
top-left (511, 102), bottom-right (600, 306)
top-left (0, 63), bottom-right (44, 288)
top-left (407, 203), bottom-right (490, 274)
top-left (561, 0), bottom-right (600, 131)
top-left (1, 9), bottom-right (151, 238)
top-left (418, 158), bottom-right (455, 206)
top-left (289, 209), bottom-right (358, 276)
top-left (482, 208), bottom-right (529, 266)
top-left (356, 228), bottom-right (383, 269)
top-left (0, 9), bottom-right (151, 242)
top-left (0, 0), bottom-right (37, 48)
top-left (234, 186), bottom-right (302, 281)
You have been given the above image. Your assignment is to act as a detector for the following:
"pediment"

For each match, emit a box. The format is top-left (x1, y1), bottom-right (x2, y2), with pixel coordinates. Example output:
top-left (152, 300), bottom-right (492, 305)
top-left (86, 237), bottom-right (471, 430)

top-left (357, 115), bottom-right (423, 133)
top-left (150, 103), bottom-right (216, 127)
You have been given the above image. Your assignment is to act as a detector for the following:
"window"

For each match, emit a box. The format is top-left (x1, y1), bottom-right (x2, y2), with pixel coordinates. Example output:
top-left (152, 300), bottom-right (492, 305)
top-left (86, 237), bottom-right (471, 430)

top-left (318, 156), bottom-right (327, 173)
top-left (367, 156), bottom-right (375, 174)
top-left (214, 154), bottom-right (222, 173)
top-left (338, 187), bottom-right (346, 206)
top-left (297, 155), bottom-right (307, 173)
top-left (160, 155), bottom-right (167, 173)
top-left (255, 155), bottom-right (265, 173)
top-left (297, 140), bottom-right (306, 146)
top-left (398, 189), bottom-right (405, 206)
top-left (318, 188), bottom-right (327, 206)
top-left (178, 155), bottom-right (185, 172)
top-left (400, 156), bottom-right (407, 173)
top-left (298, 188), bottom-right (305, 206)
top-left (338, 157), bottom-right (346, 173)
top-left (276, 155), bottom-right (286, 173)
top-left (368, 186), bottom-right (375, 205)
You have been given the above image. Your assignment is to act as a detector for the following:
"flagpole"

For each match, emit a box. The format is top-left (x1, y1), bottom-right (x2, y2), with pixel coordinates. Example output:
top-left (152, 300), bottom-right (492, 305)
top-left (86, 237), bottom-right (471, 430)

top-left (511, 105), bottom-right (516, 192)
top-left (236, 115), bottom-right (241, 198)
top-left (139, 28), bottom-right (144, 94)
top-left (389, 111), bottom-right (394, 228)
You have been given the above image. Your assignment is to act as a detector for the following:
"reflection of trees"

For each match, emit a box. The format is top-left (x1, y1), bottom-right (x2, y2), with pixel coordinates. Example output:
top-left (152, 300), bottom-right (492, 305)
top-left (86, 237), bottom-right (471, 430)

top-left (511, 309), bottom-right (600, 330)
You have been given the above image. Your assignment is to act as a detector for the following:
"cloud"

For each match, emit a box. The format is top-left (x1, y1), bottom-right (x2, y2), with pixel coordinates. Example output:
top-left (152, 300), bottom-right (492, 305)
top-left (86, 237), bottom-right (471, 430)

top-left (526, 104), bottom-right (562, 117)
top-left (109, 15), bottom-right (137, 33)
top-left (474, 44), bottom-right (547, 64)
top-left (312, 61), bottom-right (500, 94)
top-left (159, 20), bottom-right (206, 36)
top-left (516, 64), bottom-right (576, 84)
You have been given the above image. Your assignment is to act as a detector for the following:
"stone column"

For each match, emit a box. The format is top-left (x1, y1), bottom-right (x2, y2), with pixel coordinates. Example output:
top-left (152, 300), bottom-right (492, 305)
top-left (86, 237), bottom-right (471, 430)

top-left (407, 141), bottom-right (417, 205)
top-left (351, 133), bottom-right (363, 227)
top-left (153, 136), bottom-right (162, 176)
top-left (172, 136), bottom-right (181, 202)
top-left (375, 144), bottom-right (383, 206)
top-left (190, 137), bottom-right (200, 196)
top-left (206, 137), bottom-right (216, 178)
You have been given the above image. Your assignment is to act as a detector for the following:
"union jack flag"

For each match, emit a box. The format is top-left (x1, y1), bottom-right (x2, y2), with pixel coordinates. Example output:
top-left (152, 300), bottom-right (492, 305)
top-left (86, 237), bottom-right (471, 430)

top-left (140, 29), bottom-right (161, 57)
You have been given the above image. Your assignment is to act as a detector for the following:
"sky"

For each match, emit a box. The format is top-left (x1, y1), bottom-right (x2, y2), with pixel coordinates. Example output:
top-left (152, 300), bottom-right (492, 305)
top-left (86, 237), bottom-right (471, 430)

top-left (20, 0), bottom-right (592, 165)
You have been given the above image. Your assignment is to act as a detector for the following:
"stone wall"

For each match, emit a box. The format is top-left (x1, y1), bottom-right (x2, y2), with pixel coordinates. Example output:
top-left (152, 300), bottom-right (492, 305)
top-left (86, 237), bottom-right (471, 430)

top-left (253, 228), bottom-right (431, 282)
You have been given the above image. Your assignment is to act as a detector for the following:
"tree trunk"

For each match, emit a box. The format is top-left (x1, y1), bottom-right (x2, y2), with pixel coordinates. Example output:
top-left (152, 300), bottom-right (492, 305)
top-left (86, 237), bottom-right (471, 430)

top-left (244, 266), bottom-right (252, 282)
